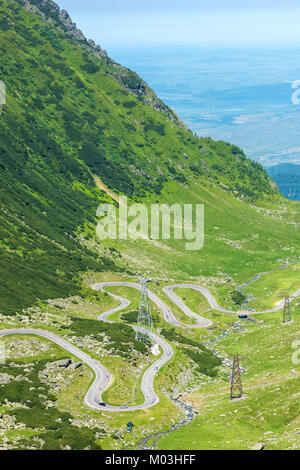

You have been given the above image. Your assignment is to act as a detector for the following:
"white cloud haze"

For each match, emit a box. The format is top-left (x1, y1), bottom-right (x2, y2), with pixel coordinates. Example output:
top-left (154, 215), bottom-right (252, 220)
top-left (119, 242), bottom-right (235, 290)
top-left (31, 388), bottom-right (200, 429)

top-left (56, 1), bottom-right (300, 48)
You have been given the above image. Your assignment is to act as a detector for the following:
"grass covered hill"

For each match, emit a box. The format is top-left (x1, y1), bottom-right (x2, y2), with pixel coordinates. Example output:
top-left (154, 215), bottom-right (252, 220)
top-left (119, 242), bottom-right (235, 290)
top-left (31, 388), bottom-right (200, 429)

top-left (0, 0), bottom-right (299, 316)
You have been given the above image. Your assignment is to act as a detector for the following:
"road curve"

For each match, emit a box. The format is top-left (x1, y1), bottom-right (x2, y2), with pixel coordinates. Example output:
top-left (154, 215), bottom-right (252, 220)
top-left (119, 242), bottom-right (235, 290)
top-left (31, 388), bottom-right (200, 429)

top-left (94, 282), bottom-right (213, 328)
top-left (163, 284), bottom-right (300, 315)
top-left (1, 282), bottom-right (299, 413)
top-left (0, 326), bottom-right (173, 413)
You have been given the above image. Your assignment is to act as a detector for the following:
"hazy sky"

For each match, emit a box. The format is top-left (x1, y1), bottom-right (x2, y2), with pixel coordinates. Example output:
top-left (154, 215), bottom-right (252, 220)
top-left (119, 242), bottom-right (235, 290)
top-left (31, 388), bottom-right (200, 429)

top-left (56, 0), bottom-right (300, 49)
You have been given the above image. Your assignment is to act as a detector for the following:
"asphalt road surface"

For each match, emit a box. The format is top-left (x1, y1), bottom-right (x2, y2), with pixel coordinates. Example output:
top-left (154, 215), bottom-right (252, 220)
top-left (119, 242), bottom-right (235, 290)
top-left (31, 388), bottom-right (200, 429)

top-left (163, 284), bottom-right (300, 314)
top-left (1, 282), bottom-right (299, 412)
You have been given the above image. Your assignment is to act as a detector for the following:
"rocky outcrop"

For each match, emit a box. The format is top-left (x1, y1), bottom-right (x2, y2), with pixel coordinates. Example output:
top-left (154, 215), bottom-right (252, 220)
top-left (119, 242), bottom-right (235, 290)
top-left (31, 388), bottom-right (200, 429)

top-left (38, 0), bottom-right (58, 15)
top-left (24, 0), bottom-right (182, 125)
top-left (252, 442), bottom-right (266, 451)
top-left (0, 373), bottom-right (13, 385)
top-left (58, 9), bottom-right (86, 42)
top-left (25, 0), bottom-right (106, 54)
top-left (53, 358), bottom-right (73, 368)
top-left (87, 39), bottom-right (107, 59)
top-left (25, 0), bottom-right (86, 42)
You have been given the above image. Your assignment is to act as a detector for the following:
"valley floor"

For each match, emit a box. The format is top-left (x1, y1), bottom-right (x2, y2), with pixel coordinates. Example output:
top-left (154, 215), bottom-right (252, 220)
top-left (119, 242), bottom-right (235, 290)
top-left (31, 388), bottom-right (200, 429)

top-left (0, 268), bottom-right (299, 450)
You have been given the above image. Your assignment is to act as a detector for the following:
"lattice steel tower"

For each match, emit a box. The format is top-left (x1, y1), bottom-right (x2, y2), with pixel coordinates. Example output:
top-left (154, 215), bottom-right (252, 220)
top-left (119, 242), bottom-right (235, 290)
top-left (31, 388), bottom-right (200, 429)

top-left (136, 278), bottom-right (154, 345)
top-left (230, 355), bottom-right (243, 400)
top-left (283, 296), bottom-right (291, 324)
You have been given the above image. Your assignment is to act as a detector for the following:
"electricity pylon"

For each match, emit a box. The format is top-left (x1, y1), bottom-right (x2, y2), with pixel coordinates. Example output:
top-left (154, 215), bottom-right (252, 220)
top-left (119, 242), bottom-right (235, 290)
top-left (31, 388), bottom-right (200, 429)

top-left (136, 277), bottom-right (154, 345)
top-left (283, 296), bottom-right (291, 324)
top-left (230, 355), bottom-right (243, 400)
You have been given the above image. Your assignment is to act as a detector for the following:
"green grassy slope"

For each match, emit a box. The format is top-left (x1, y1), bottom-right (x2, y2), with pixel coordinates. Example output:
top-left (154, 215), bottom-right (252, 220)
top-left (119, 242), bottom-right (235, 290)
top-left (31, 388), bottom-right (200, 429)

top-left (92, 180), bottom-right (300, 299)
top-left (0, 0), bottom-right (299, 318)
top-left (157, 305), bottom-right (300, 450)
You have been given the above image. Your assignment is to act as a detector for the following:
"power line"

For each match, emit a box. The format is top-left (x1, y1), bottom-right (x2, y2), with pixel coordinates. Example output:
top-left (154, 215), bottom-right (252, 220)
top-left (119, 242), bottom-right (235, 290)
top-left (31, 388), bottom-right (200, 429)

top-left (136, 277), bottom-right (154, 346)
top-left (283, 296), bottom-right (291, 324)
top-left (230, 354), bottom-right (243, 400)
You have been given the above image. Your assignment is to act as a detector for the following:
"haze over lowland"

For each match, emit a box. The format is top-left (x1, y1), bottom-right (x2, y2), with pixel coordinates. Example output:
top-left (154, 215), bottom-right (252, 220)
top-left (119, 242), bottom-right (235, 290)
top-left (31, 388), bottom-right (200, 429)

top-left (108, 45), bottom-right (300, 168)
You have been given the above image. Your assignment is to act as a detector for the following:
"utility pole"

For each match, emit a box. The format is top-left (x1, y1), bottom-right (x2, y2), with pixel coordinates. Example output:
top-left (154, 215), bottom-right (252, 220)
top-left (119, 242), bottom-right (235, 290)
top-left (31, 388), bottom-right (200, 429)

top-left (230, 355), bottom-right (243, 400)
top-left (283, 296), bottom-right (291, 324)
top-left (136, 277), bottom-right (154, 345)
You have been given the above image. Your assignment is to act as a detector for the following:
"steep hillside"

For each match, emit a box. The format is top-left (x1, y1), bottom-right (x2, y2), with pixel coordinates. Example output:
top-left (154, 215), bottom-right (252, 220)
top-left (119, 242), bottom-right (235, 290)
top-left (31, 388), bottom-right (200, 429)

top-left (0, 0), bottom-right (299, 318)
top-left (0, 0), bottom-right (300, 453)
top-left (268, 164), bottom-right (300, 201)
top-left (21, 0), bottom-right (184, 126)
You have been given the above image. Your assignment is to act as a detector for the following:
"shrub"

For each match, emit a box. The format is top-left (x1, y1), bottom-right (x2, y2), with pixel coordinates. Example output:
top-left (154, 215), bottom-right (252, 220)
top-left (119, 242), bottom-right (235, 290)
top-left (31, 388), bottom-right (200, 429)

top-left (123, 101), bottom-right (137, 109)
top-left (230, 290), bottom-right (247, 306)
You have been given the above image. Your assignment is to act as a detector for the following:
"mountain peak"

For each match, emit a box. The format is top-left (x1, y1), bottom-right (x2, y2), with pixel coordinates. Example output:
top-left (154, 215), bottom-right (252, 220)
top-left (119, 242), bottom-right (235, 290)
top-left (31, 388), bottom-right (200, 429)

top-left (24, 0), bottom-right (106, 53)
top-left (21, 0), bottom-right (184, 124)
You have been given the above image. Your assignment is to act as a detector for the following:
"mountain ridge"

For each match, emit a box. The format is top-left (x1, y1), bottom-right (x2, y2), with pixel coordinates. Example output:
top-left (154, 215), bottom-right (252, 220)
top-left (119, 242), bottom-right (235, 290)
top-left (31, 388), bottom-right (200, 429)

top-left (0, 0), bottom-right (299, 452)
top-left (22, 0), bottom-right (185, 126)
top-left (0, 0), bottom-right (299, 318)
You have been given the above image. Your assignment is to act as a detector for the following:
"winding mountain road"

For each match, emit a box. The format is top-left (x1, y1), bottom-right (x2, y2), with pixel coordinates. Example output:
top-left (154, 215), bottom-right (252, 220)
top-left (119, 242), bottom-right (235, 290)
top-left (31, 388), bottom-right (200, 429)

top-left (163, 284), bottom-right (300, 315)
top-left (94, 282), bottom-right (213, 328)
top-left (0, 281), bottom-right (299, 412)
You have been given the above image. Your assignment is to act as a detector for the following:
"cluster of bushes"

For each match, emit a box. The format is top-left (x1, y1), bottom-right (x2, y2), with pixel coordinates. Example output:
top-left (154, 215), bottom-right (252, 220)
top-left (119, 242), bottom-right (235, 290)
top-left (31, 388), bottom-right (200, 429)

top-left (0, 359), bottom-right (102, 450)
top-left (78, 142), bottom-right (136, 195)
top-left (185, 349), bottom-right (221, 377)
top-left (121, 310), bottom-right (160, 328)
top-left (0, 15), bottom-right (11, 31)
top-left (189, 164), bottom-right (205, 176)
top-left (161, 329), bottom-right (221, 377)
top-left (120, 70), bottom-right (142, 91)
top-left (80, 61), bottom-right (100, 74)
top-left (0, 108), bottom-right (120, 314)
top-left (193, 138), bottom-right (275, 199)
top-left (121, 310), bottom-right (138, 323)
top-left (230, 290), bottom-right (247, 306)
top-left (144, 119), bottom-right (166, 136)
top-left (39, 26), bottom-right (64, 52)
top-left (123, 100), bottom-right (137, 109)
top-left (165, 163), bottom-right (187, 184)
top-left (63, 317), bottom-right (148, 355)
top-left (152, 176), bottom-right (168, 195)
top-left (15, 22), bottom-right (42, 46)
top-left (161, 328), bottom-right (206, 350)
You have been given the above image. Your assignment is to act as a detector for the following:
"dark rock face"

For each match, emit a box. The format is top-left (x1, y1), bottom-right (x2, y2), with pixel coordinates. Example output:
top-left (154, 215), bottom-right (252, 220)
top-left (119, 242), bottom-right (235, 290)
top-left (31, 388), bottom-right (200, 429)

top-left (38, 0), bottom-right (59, 14)
top-left (55, 359), bottom-right (72, 368)
top-left (26, 0), bottom-right (99, 46)
top-left (58, 8), bottom-right (86, 41)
